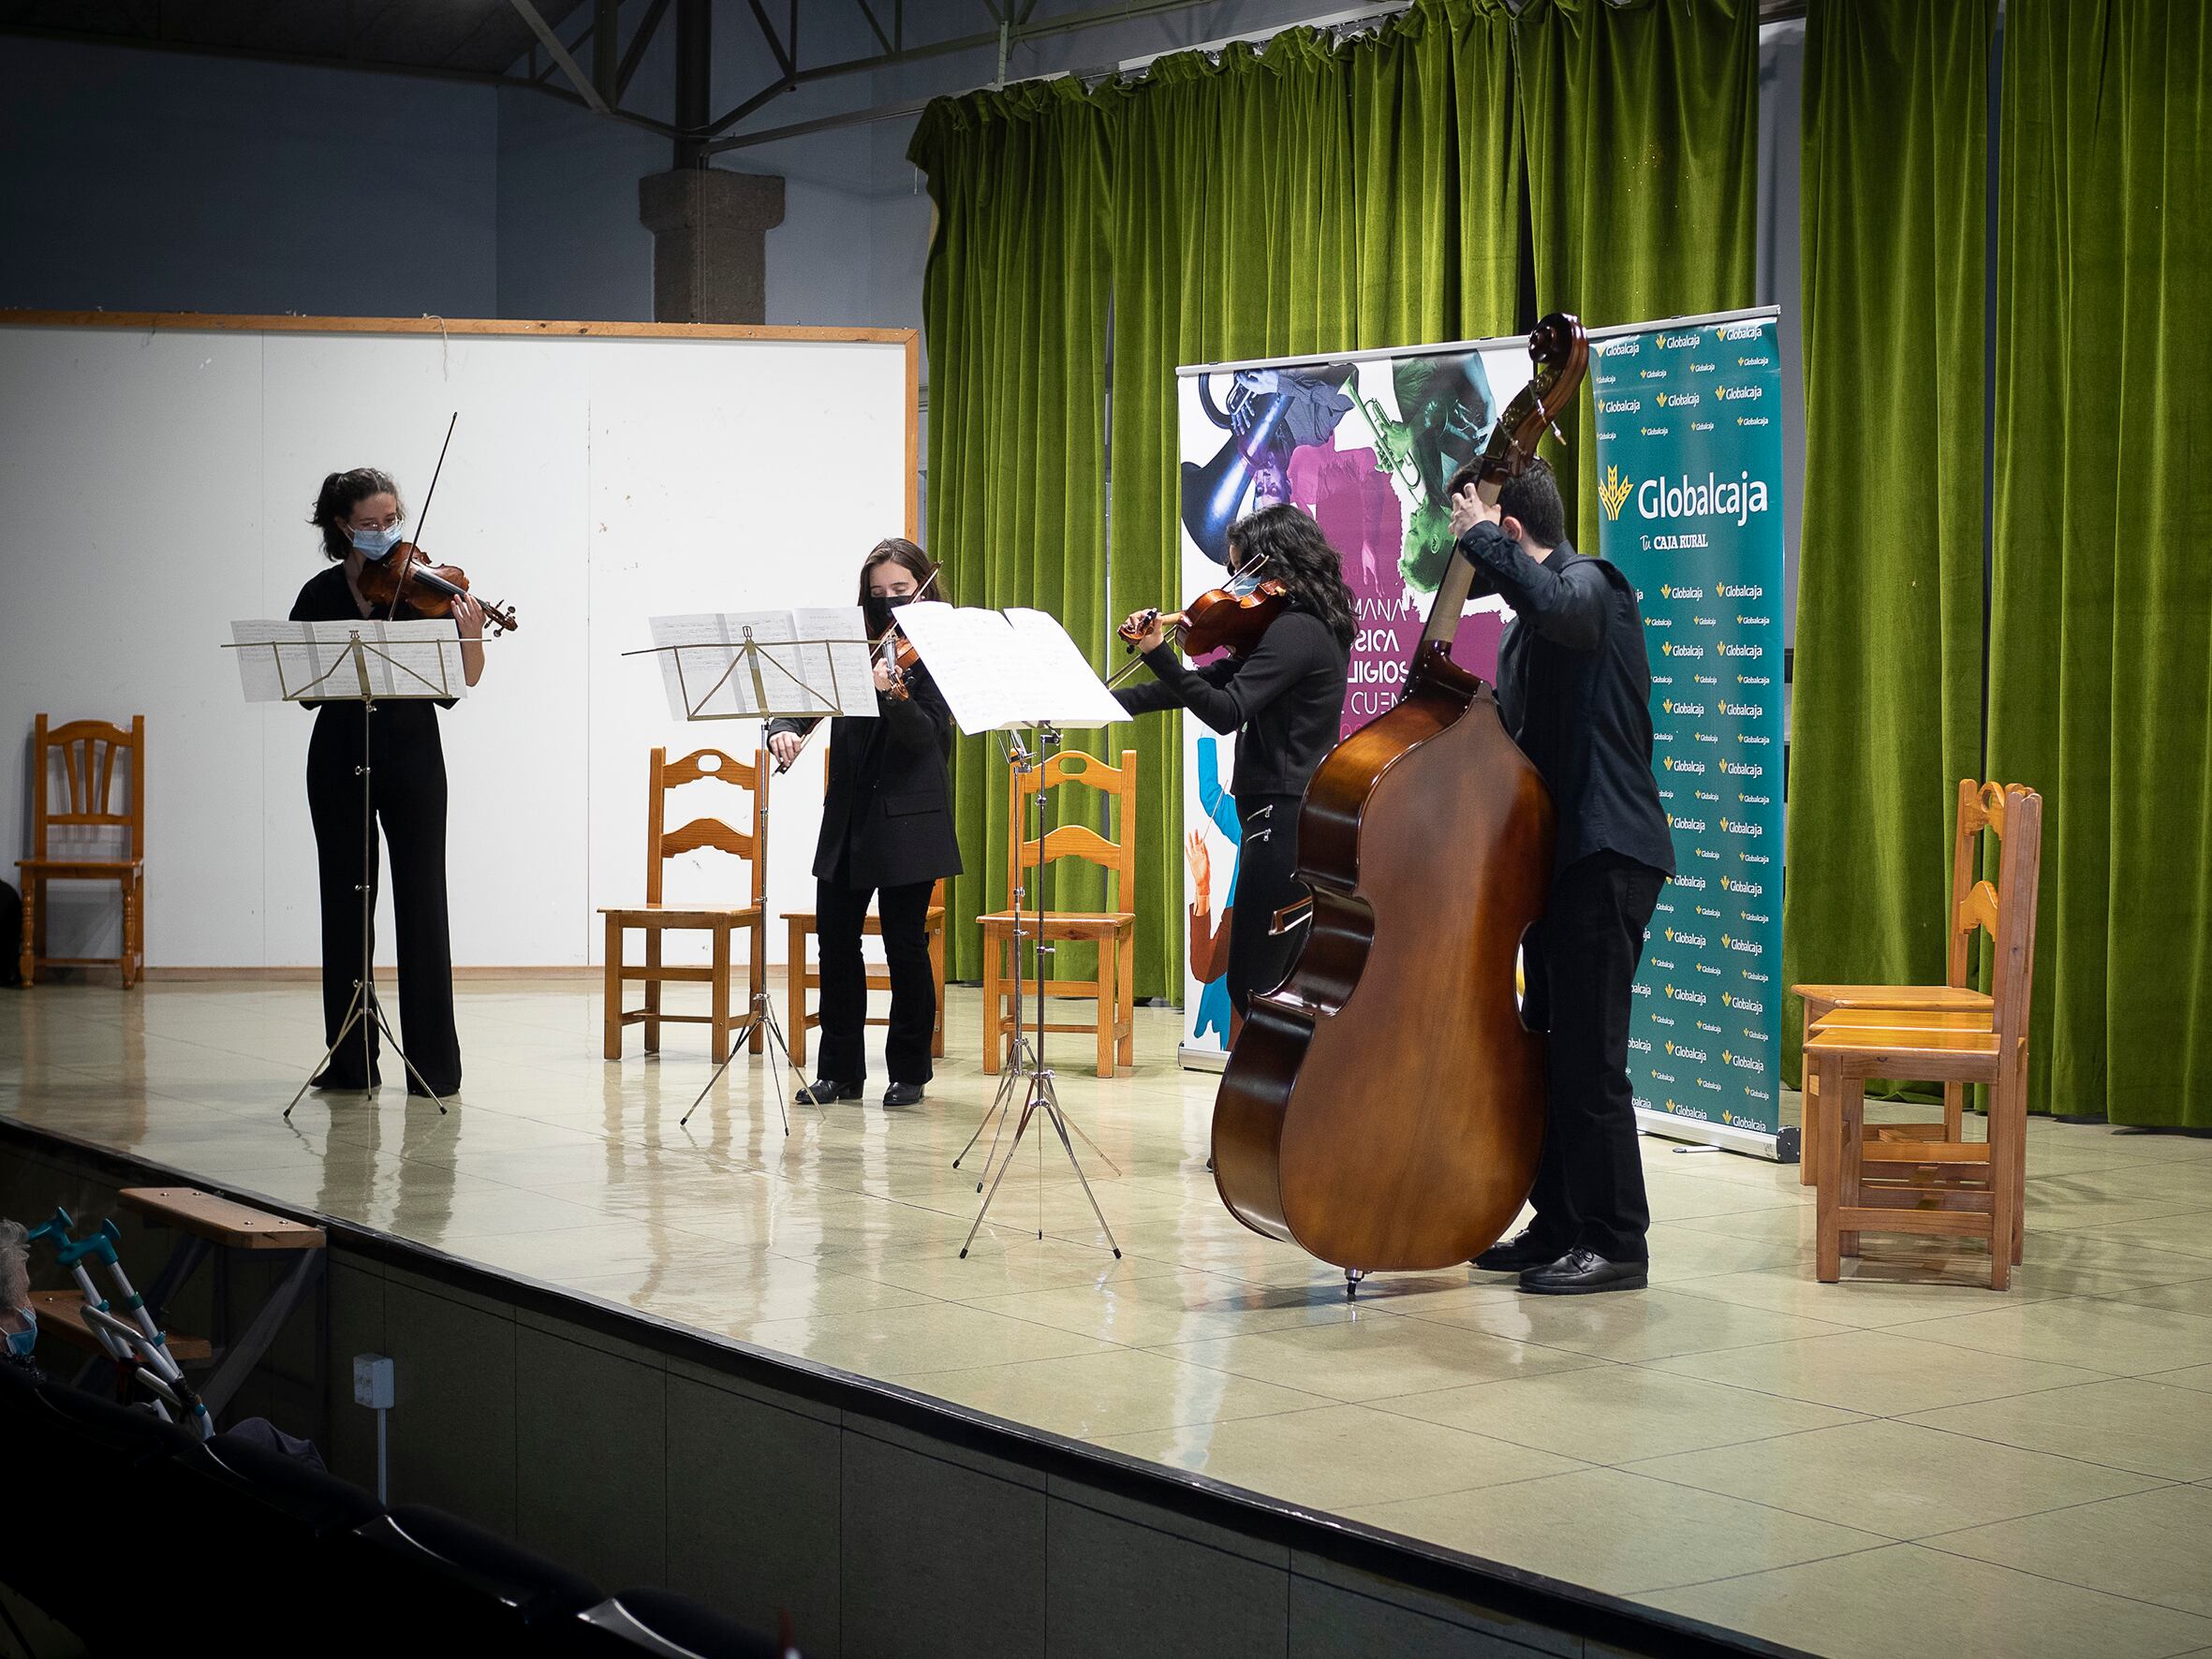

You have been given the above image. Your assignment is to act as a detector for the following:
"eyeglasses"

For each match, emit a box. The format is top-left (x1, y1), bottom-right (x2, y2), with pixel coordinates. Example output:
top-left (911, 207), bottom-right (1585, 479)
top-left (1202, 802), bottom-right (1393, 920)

top-left (347, 514), bottom-right (402, 533)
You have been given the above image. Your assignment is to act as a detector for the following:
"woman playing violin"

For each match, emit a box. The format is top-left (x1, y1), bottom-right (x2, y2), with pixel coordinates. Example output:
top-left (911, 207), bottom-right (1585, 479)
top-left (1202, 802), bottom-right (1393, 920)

top-left (1115, 504), bottom-right (1353, 1030)
top-left (766, 537), bottom-right (960, 1109)
top-left (291, 467), bottom-right (487, 1097)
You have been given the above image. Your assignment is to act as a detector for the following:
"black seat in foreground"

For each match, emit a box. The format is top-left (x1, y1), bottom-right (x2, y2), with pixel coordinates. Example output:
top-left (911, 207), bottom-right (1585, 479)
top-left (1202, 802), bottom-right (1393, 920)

top-left (580, 1586), bottom-right (791, 1658)
top-left (350, 1503), bottom-right (605, 1652)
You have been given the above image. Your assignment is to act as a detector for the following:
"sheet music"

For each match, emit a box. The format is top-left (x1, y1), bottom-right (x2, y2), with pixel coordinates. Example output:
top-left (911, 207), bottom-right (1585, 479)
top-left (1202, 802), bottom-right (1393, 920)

top-left (892, 603), bottom-right (1127, 734)
top-left (229, 620), bottom-right (465, 704)
top-left (645, 608), bottom-right (872, 721)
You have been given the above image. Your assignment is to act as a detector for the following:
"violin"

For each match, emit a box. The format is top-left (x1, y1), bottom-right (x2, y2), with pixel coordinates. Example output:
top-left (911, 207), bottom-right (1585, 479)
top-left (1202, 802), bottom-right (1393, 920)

top-left (1209, 312), bottom-right (1589, 1282)
top-left (359, 542), bottom-right (520, 635)
top-left (1113, 569), bottom-right (1290, 693)
top-left (878, 629), bottom-right (922, 701)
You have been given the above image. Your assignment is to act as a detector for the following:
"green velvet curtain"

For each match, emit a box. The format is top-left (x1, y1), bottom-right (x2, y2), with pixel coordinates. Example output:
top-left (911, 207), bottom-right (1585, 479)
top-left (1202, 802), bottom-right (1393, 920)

top-left (912, 0), bottom-right (1759, 1003)
top-left (1105, 1), bottom-right (1526, 1000)
top-left (1988, 0), bottom-right (2212, 1125)
top-left (1781, 0), bottom-right (1993, 1092)
top-left (907, 82), bottom-right (1117, 984)
top-left (1515, 0), bottom-right (1760, 544)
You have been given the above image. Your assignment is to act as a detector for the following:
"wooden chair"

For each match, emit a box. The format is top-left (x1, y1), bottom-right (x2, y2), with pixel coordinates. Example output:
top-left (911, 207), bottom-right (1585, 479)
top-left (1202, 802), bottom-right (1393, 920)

top-left (598, 746), bottom-right (769, 1064)
top-left (1805, 785), bottom-right (2043, 1289)
top-left (783, 879), bottom-right (948, 1069)
top-left (17, 714), bottom-right (146, 988)
top-left (980, 748), bottom-right (1138, 1079)
top-left (1792, 779), bottom-right (2010, 1187)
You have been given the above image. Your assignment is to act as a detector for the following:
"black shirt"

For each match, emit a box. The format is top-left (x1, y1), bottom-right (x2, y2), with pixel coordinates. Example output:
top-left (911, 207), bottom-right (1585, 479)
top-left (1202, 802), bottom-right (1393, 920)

top-left (1113, 608), bottom-right (1349, 799)
top-left (1458, 524), bottom-right (1675, 878)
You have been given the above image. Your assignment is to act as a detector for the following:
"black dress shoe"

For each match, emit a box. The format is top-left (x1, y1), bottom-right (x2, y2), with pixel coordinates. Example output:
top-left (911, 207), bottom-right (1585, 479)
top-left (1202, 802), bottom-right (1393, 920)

top-left (1471, 1228), bottom-right (1567, 1272)
top-left (796, 1078), bottom-right (863, 1106)
top-left (311, 1067), bottom-right (379, 1092)
top-left (882, 1081), bottom-right (924, 1108)
top-left (407, 1078), bottom-right (458, 1099)
top-left (1519, 1246), bottom-right (1648, 1296)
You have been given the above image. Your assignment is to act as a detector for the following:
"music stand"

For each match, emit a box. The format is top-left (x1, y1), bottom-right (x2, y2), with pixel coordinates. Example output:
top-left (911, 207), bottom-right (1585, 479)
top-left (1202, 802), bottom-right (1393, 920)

top-left (227, 619), bottom-right (473, 1118)
top-left (886, 601), bottom-right (1127, 1258)
top-left (626, 609), bottom-right (877, 1130)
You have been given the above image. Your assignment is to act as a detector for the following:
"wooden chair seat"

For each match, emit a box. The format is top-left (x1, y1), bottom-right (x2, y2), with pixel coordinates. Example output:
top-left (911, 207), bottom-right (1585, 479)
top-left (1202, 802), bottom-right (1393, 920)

top-left (976, 909), bottom-right (1136, 932)
top-left (599, 903), bottom-right (763, 929)
top-left (27, 1288), bottom-right (211, 1363)
top-left (120, 1187), bottom-right (325, 1251)
top-left (783, 891), bottom-right (947, 1070)
top-left (18, 714), bottom-right (146, 988)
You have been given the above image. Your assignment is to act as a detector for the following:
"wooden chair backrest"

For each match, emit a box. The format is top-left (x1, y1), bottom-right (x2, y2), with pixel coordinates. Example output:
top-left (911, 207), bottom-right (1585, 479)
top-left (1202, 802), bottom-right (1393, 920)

top-left (32, 714), bottom-right (145, 861)
top-left (1949, 779), bottom-right (2031, 989)
top-left (1982, 785), bottom-right (2043, 1058)
top-left (1004, 748), bottom-right (1139, 914)
top-left (646, 745), bottom-right (767, 906)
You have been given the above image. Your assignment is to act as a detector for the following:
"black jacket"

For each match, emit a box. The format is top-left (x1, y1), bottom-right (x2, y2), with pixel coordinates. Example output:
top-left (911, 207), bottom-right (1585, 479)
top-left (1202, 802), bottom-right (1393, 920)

top-left (768, 666), bottom-right (963, 891)
top-left (1113, 609), bottom-right (1349, 799)
top-left (1458, 524), bottom-right (1676, 878)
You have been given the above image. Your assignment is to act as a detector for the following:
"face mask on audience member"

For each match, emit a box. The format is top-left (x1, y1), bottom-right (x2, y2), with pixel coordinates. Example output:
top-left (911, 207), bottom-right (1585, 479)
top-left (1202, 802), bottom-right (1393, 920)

top-left (5, 1307), bottom-right (34, 1358)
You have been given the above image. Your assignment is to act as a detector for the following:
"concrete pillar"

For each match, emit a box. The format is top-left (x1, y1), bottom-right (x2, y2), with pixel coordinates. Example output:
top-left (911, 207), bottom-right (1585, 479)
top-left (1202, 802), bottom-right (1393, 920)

top-left (637, 169), bottom-right (786, 325)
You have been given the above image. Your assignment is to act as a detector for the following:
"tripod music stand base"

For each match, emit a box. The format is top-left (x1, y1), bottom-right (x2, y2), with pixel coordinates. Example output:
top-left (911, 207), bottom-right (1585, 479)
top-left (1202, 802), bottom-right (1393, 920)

top-left (282, 988), bottom-right (449, 1118)
top-left (679, 991), bottom-right (808, 1133)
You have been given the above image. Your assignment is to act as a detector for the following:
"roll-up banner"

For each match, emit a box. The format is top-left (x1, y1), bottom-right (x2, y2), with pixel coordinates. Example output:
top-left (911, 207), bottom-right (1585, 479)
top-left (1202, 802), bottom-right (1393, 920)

top-left (1587, 307), bottom-right (1790, 1159)
top-left (1169, 307), bottom-right (1789, 1161)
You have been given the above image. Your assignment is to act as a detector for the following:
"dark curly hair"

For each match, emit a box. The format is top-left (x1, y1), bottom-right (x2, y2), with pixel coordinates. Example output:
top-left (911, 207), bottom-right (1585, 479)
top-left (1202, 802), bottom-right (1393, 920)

top-left (1224, 505), bottom-right (1356, 651)
top-left (308, 468), bottom-right (405, 561)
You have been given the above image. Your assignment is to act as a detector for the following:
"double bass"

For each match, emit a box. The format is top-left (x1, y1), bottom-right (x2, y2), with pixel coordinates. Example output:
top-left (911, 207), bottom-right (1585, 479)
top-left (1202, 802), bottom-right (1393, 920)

top-left (1210, 313), bottom-right (1590, 1286)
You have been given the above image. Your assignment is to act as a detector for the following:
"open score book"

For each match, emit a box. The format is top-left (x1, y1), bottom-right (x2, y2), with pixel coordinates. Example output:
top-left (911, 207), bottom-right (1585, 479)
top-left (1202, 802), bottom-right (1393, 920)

top-left (891, 603), bottom-right (1128, 734)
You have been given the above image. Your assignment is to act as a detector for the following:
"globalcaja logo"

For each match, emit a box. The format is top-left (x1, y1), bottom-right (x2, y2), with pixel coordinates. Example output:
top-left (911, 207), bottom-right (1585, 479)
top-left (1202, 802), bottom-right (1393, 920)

top-left (1719, 875), bottom-right (1762, 897)
top-left (1719, 700), bottom-right (1760, 717)
top-left (1695, 903), bottom-right (1721, 919)
top-left (1663, 927), bottom-right (1708, 948)
top-left (1692, 614), bottom-right (1718, 627)
top-left (1721, 991), bottom-right (1765, 1015)
top-left (1659, 332), bottom-right (1701, 349)
top-left (1718, 817), bottom-right (1765, 838)
top-left (1664, 1041), bottom-right (1709, 1064)
top-left (1595, 371), bottom-right (1617, 388)
top-left (1734, 614), bottom-right (1770, 626)
top-left (1718, 582), bottom-right (1763, 598)
top-left (1696, 1076), bottom-right (1723, 1093)
top-left (1667, 1098), bottom-right (1711, 1123)
top-left (1741, 909), bottom-right (1771, 924)
top-left (1735, 355), bottom-right (1772, 367)
top-left (1720, 933), bottom-right (1765, 957)
top-left (1637, 472), bottom-right (1770, 525)
top-left (1600, 398), bottom-right (1643, 415)
top-left (1690, 360), bottom-right (1716, 373)
top-left (1629, 1035), bottom-right (1651, 1053)
top-left (1640, 425), bottom-right (1671, 439)
top-left (1696, 789), bottom-right (1720, 803)
top-left (1641, 368), bottom-right (1668, 381)
top-left (1655, 390), bottom-right (1702, 408)
top-left (1726, 1052), bottom-right (1766, 1074)
top-left (1718, 641), bottom-right (1764, 659)
top-left (1673, 874), bottom-right (1706, 891)
top-left (1715, 384), bottom-right (1765, 403)
top-left (1661, 699), bottom-right (1707, 718)
top-left (1660, 641), bottom-right (1705, 658)
top-left (1741, 967), bottom-right (1772, 983)
top-left (1718, 323), bottom-right (1764, 342)
top-left (1745, 1085), bottom-right (1773, 1103)
top-left (1695, 672), bottom-right (1719, 685)
top-left (1737, 792), bottom-right (1771, 807)
top-left (1599, 465), bottom-right (1634, 521)
top-left (1698, 1019), bottom-right (1723, 1035)
top-left (1668, 814), bottom-right (1708, 833)
top-left (1600, 336), bottom-right (1643, 358)
top-left (1659, 583), bottom-right (1705, 599)
top-left (1738, 847), bottom-right (1772, 863)
top-left (1736, 672), bottom-right (1772, 686)
top-left (1691, 420), bottom-right (1716, 433)
top-left (1719, 759), bottom-right (1764, 778)
top-left (1665, 985), bottom-right (1708, 1006)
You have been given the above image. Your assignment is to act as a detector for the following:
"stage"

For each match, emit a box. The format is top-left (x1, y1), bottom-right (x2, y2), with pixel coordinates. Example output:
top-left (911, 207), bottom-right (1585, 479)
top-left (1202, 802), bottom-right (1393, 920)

top-left (7, 976), bottom-right (2212, 1659)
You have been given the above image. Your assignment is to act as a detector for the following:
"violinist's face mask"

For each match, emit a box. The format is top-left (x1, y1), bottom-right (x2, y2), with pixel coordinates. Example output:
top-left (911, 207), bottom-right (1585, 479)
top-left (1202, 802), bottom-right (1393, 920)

top-left (349, 522), bottom-right (403, 561)
top-left (1223, 552), bottom-right (1266, 597)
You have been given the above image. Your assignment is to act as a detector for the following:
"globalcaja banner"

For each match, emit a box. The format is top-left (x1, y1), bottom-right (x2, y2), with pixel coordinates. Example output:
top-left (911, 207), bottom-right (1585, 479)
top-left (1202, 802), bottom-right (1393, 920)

top-left (1588, 307), bottom-right (1791, 1157)
top-left (1170, 334), bottom-right (1540, 1066)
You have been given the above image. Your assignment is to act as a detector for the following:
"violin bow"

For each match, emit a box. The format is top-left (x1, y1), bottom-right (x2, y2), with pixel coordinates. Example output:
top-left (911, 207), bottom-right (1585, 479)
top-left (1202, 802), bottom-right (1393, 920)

top-left (382, 412), bottom-right (459, 622)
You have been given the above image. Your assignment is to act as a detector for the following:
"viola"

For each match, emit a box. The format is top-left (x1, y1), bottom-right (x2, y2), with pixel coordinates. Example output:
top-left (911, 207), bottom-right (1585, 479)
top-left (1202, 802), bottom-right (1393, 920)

top-left (1209, 312), bottom-right (1589, 1283)
top-left (878, 628), bottom-right (922, 701)
top-left (359, 543), bottom-right (520, 635)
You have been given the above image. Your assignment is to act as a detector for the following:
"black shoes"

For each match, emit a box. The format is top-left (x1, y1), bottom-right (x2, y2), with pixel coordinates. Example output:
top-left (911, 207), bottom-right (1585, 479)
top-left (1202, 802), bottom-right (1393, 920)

top-left (797, 1078), bottom-right (863, 1106)
top-left (1520, 1246), bottom-right (1648, 1296)
top-left (311, 1068), bottom-right (379, 1092)
top-left (1471, 1228), bottom-right (1567, 1273)
top-left (882, 1082), bottom-right (925, 1108)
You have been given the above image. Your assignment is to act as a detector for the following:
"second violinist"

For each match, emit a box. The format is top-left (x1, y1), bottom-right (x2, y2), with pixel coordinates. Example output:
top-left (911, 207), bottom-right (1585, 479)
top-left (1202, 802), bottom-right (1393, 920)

top-left (1115, 505), bottom-right (1354, 1031)
top-left (766, 537), bottom-right (960, 1109)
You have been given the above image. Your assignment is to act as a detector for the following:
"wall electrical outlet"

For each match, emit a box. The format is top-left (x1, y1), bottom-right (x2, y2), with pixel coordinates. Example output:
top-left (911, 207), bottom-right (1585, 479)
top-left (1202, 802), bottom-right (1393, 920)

top-left (353, 1353), bottom-right (395, 1410)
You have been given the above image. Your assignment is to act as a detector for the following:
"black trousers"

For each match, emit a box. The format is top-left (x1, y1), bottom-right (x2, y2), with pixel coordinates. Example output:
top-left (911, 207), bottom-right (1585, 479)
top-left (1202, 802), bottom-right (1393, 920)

top-left (814, 873), bottom-right (936, 1085)
top-left (1521, 851), bottom-right (1666, 1263)
top-left (1226, 793), bottom-right (1305, 1018)
top-left (305, 704), bottom-right (462, 1094)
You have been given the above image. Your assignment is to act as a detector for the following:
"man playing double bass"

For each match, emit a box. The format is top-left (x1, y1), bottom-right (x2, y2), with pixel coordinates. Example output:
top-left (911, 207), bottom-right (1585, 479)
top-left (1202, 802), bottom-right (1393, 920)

top-left (1447, 458), bottom-right (1674, 1296)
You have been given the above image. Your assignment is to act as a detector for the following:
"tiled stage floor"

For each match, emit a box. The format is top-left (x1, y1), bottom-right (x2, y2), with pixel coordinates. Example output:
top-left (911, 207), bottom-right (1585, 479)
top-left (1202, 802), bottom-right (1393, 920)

top-left (7, 977), bottom-right (2212, 1659)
